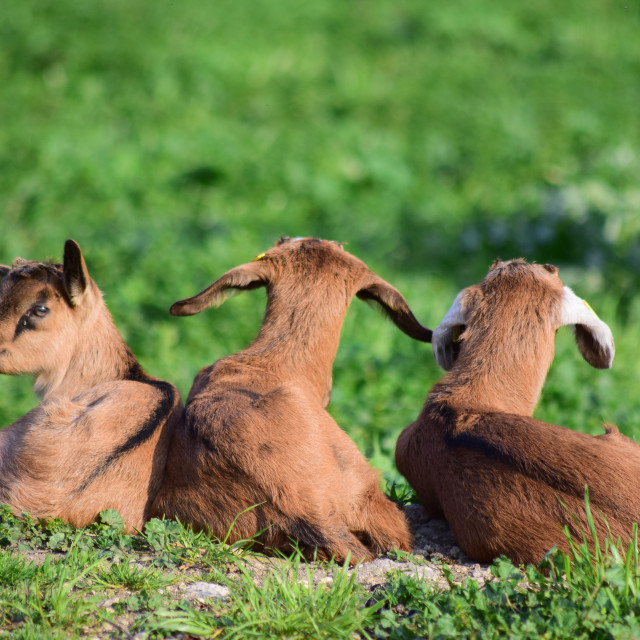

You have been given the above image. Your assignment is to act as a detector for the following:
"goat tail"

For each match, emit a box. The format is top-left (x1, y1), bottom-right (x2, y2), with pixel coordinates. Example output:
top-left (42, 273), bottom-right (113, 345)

top-left (602, 422), bottom-right (620, 435)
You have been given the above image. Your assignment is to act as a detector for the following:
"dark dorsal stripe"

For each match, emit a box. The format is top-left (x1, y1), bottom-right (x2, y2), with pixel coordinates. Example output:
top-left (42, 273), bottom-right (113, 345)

top-left (436, 403), bottom-right (621, 514)
top-left (74, 380), bottom-right (177, 494)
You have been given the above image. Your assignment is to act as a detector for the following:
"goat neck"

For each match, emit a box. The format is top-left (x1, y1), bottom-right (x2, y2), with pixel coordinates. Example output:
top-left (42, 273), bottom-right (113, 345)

top-left (243, 281), bottom-right (348, 406)
top-left (432, 263), bottom-right (562, 416)
top-left (435, 327), bottom-right (555, 416)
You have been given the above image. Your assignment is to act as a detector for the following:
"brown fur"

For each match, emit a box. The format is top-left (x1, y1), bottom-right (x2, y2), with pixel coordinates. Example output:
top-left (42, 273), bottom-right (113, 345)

top-left (0, 240), bottom-right (182, 530)
top-left (151, 237), bottom-right (432, 563)
top-left (396, 259), bottom-right (638, 565)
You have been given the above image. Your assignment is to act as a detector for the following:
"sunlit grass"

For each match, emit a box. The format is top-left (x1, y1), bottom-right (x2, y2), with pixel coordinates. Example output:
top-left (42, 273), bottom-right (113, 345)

top-left (378, 493), bottom-right (640, 639)
top-left (141, 551), bottom-right (382, 640)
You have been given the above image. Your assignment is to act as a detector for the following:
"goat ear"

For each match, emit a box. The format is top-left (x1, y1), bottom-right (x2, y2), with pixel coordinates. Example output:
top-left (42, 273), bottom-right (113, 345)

top-left (356, 276), bottom-right (432, 342)
top-left (432, 287), bottom-right (479, 371)
top-left (560, 286), bottom-right (614, 369)
top-left (0, 264), bottom-right (10, 279)
top-left (63, 239), bottom-right (91, 307)
top-left (170, 261), bottom-right (270, 316)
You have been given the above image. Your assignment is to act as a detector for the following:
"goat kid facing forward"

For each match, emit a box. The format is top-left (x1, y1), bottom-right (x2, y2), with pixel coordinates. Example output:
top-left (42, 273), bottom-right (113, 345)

top-left (152, 237), bottom-right (432, 563)
top-left (0, 240), bottom-right (182, 530)
top-left (396, 259), bottom-right (639, 566)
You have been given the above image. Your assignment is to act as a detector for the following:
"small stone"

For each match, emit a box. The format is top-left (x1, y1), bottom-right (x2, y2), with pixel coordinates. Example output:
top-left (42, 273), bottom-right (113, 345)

top-left (182, 582), bottom-right (230, 602)
top-left (298, 575), bottom-right (333, 588)
top-left (413, 564), bottom-right (439, 581)
top-left (98, 596), bottom-right (121, 609)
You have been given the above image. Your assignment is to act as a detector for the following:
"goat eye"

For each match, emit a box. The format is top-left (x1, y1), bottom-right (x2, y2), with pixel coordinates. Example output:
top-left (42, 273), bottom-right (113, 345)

top-left (31, 305), bottom-right (49, 318)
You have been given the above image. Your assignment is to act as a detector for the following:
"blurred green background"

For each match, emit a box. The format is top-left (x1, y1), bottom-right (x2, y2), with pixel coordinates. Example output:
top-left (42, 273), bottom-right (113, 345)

top-left (1, 0), bottom-right (639, 483)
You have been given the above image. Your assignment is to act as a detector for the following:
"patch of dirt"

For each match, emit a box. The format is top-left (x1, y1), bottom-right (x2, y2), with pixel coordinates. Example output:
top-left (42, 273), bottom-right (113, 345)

top-left (170, 505), bottom-right (492, 596)
top-left (403, 504), bottom-right (492, 588)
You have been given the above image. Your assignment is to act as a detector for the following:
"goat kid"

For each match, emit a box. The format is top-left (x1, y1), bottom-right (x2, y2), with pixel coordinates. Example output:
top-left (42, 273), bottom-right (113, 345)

top-left (0, 240), bottom-right (182, 530)
top-left (152, 237), bottom-right (432, 563)
top-left (395, 259), bottom-right (637, 566)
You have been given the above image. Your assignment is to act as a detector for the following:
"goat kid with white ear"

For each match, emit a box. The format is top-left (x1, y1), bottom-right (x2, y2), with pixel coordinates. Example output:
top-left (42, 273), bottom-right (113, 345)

top-left (151, 236), bottom-right (433, 563)
top-left (395, 259), bottom-right (639, 566)
top-left (0, 240), bottom-right (183, 530)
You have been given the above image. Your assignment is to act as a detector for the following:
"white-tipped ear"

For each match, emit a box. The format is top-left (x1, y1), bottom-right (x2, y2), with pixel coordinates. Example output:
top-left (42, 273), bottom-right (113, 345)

top-left (560, 286), bottom-right (614, 369)
top-left (432, 291), bottom-right (467, 371)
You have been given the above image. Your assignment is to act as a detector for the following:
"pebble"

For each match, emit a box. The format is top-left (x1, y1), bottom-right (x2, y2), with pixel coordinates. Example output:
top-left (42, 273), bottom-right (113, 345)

top-left (181, 581), bottom-right (230, 602)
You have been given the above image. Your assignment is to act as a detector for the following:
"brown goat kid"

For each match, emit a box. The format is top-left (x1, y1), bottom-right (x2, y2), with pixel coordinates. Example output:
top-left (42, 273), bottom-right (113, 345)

top-left (0, 240), bottom-right (182, 530)
top-left (152, 237), bottom-right (432, 563)
top-left (395, 259), bottom-right (638, 566)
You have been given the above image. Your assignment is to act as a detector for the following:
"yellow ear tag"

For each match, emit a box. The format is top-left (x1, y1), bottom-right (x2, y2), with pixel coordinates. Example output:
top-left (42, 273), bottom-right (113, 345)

top-left (584, 299), bottom-right (598, 318)
top-left (252, 252), bottom-right (266, 262)
top-left (452, 326), bottom-right (461, 343)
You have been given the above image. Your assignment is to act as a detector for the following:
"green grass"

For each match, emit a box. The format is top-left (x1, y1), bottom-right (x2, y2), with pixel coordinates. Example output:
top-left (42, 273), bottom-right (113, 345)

top-left (2, 501), bottom-right (640, 639)
top-left (2, 0), bottom-right (640, 636)
top-left (376, 496), bottom-right (640, 640)
top-left (144, 552), bottom-right (382, 640)
top-left (0, 507), bottom-right (247, 638)
top-left (92, 559), bottom-right (174, 591)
